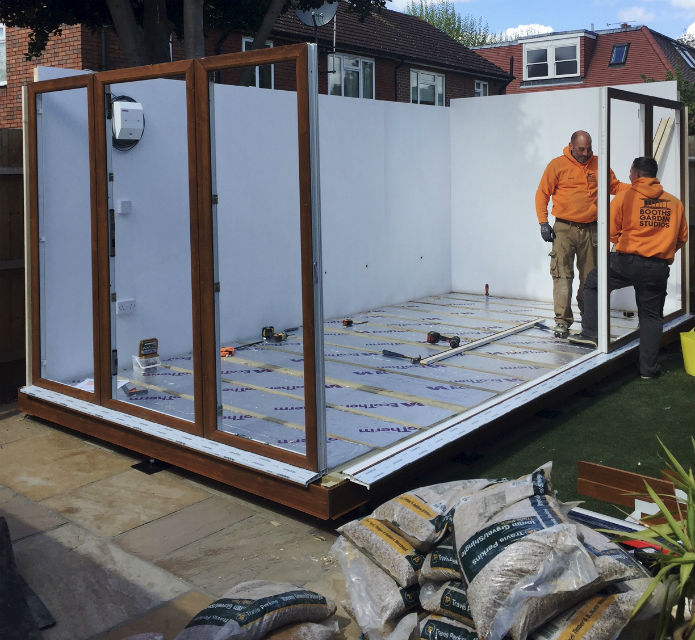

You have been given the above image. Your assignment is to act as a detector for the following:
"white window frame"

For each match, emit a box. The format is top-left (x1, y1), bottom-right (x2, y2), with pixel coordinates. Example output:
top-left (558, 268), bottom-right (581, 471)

top-left (0, 24), bottom-right (6, 87)
top-left (522, 36), bottom-right (580, 81)
top-left (242, 37), bottom-right (274, 89)
top-left (676, 44), bottom-right (695, 69)
top-left (474, 80), bottom-right (488, 97)
top-left (410, 69), bottom-right (445, 106)
top-left (327, 53), bottom-right (375, 99)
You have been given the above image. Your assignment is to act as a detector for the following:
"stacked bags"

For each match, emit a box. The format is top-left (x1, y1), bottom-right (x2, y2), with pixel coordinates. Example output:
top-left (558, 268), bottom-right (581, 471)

top-left (332, 462), bottom-right (654, 640)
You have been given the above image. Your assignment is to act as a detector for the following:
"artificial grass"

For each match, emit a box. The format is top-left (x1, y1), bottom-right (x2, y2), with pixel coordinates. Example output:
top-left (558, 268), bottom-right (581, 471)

top-left (417, 339), bottom-right (695, 517)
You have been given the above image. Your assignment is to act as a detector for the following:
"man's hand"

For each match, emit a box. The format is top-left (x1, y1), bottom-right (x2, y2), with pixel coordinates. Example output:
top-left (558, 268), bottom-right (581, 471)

top-left (540, 223), bottom-right (555, 243)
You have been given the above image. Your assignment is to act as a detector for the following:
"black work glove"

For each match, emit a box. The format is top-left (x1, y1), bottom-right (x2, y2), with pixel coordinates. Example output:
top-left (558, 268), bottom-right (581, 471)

top-left (540, 223), bottom-right (555, 243)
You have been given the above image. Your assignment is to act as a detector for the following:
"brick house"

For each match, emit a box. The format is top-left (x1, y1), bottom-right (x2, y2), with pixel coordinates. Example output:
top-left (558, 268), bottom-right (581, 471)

top-left (473, 24), bottom-right (695, 94)
top-left (0, 2), bottom-right (510, 130)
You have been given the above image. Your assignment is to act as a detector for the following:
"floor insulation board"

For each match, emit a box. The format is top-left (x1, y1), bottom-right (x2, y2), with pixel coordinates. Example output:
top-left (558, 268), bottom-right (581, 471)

top-left (110, 291), bottom-right (642, 472)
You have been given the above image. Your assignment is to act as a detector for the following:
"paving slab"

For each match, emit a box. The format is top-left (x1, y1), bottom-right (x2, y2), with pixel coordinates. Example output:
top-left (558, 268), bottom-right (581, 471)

top-left (12, 523), bottom-right (191, 640)
top-left (95, 590), bottom-right (214, 640)
top-left (40, 468), bottom-right (212, 538)
top-left (115, 495), bottom-right (255, 560)
top-left (0, 410), bottom-right (48, 445)
top-left (0, 431), bottom-right (135, 501)
top-left (155, 513), bottom-right (339, 597)
top-left (0, 489), bottom-right (67, 541)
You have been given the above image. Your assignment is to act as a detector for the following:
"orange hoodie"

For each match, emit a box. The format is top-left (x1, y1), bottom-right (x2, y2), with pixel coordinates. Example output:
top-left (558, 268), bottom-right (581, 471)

top-left (610, 177), bottom-right (688, 263)
top-left (535, 146), bottom-right (626, 224)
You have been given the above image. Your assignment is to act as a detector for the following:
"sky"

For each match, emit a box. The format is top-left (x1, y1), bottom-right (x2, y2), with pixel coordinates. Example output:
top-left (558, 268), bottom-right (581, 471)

top-left (387, 0), bottom-right (695, 41)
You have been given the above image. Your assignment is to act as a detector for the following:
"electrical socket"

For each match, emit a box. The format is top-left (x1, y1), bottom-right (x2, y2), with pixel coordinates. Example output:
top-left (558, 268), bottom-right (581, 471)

top-left (116, 298), bottom-right (136, 315)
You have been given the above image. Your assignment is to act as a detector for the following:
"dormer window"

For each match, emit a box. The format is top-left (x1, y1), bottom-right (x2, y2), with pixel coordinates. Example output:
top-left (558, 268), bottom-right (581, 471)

top-left (609, 43), bottom-right (629, 65)
top-left (523, 37), bottom-right (579, 81)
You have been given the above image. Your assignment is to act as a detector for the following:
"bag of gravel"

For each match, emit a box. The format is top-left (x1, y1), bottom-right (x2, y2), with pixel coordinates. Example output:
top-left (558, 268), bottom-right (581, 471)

top-left (331, 535), bottom-right (420, 637)
top-left (420, 535), bottom-right (462, 584)
top-left (449, 463), bottom-right (553, 547)
top-left (337, 517), bottom-right (425, 587)
top-left (371, 479), bottom-right (494, 551)
top-left (577, 524), bottom-right (650, 584)
top-left (419, 580), bottom-right (474, 627)
top-left (264, 617), bottom-right (340, 640)
top-left (454, 494), bottom-right (600, 640)
top-left (529, 589), bottom-right (642, 640)
top-left (419, 614), bottom-right (478, 640)
top-left (174, 581), bottom-right (336, 640)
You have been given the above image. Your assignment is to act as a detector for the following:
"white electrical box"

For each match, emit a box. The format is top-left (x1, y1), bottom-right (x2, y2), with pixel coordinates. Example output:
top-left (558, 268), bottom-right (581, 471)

top-left (113, 101), bottom-right (144, 141)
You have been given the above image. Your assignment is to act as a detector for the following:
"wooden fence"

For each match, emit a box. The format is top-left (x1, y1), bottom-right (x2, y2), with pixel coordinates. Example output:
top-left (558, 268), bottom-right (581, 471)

top-left (0, 128), bottom-right (25, 402)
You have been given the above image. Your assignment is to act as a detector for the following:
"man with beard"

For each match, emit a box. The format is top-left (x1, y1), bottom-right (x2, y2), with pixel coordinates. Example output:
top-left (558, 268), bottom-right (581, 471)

top-left (536, 130), bottom-right (627, 338)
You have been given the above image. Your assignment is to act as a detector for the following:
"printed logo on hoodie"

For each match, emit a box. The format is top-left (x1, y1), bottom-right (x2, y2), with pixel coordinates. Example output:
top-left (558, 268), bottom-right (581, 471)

top-left (640, 197), bottom-right (671, 228)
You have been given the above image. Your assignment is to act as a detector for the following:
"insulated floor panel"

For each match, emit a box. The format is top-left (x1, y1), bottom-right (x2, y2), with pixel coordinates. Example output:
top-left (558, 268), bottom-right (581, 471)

top-left (77, 292), bottom-right (641, 471)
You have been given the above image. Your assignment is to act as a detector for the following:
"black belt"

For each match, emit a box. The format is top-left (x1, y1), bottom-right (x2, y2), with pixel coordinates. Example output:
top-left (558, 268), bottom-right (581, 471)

top-left (615, 252), bottom-right (670, 265)
top-left (554, 218), bottom-right (596, 228)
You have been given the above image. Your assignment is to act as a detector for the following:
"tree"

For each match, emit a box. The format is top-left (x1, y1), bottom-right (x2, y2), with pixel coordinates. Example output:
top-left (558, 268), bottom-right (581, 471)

top-left (405, 0), bottom-right (499, 47)
top-left (0, 0), bottom-right (386, 67)
top-left (641, 69), bottom-right (695, 135)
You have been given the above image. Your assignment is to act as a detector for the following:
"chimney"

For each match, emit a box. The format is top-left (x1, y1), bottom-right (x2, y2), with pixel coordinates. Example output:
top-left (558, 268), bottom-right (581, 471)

top-left (621, 23), bottom-right (629, 29)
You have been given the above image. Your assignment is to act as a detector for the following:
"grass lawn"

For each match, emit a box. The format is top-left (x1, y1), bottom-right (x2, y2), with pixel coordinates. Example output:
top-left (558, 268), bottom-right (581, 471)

top-left (416, 339), bottom-right (695, 516)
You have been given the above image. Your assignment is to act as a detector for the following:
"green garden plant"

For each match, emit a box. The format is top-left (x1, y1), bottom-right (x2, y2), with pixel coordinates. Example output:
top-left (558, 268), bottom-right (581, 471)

top-left (603, 437), bottom-right (694, 640)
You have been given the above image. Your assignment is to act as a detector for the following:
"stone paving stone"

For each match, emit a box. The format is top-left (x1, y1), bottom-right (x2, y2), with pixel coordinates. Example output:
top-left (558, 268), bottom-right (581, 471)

top-left (95, 590), bottom-right (214, 640)
top-left (155, 513), bottom-right (339, 597)
top-left (13, 523), bottom-right (191, 640)
top-left (40, 468), bottom-right (211, 538)
top-left (115, 495), bottom-right (255, 560)
top-left (0, 431), bottom-right (134, 501)
top-left (0, 410), bottom-right (49, 445)
top-left (0, 490), bottom-right (67, 542)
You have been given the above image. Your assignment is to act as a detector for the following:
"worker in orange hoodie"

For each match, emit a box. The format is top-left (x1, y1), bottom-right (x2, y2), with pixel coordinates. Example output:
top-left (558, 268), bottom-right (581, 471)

top-left (536, 130), bottom-right (626, 338)
top-left (569, 157), bottom-right (688, 379)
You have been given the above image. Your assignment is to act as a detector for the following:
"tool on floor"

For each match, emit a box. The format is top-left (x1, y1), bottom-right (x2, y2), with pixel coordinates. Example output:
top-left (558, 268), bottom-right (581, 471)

top-left (382, 349), bottom-right (421, 364)
top-left (220, 346), bottom-right (236, 357)
top-left (426, 331), bottom-right (461, 349)
top-left (342, 318), bottom-right (368, 327)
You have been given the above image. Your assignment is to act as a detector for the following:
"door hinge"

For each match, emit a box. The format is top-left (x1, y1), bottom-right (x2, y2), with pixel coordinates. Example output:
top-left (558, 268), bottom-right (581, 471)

top-left (212, 194), bottom-right (219, 205)
top-left (217, 404), bottom-right (223, 417)
top-left (108, 209), bottom-right (116, 257)
top-left (111, 349), bottom-right (118, 376)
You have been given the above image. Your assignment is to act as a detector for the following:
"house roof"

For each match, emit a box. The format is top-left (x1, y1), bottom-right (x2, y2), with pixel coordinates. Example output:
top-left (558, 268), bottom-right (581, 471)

top-left (272, 1), bottom-right (510, 81)
top-left (473, 25), bottom-right (695, 92)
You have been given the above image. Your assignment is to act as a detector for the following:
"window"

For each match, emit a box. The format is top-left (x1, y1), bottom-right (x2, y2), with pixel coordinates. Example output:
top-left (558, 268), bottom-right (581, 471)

top-left (676, 44), bottom-right (695, 69)
top-left (242, 37), bottom-right (273, 89)
top-left (523, 38), bottom-right (579, 80)
top-left (609, 43), bottom-right (629, 65)
top-left (328, 54), bottom-right (374, 99)
top-left (0, 24), bottom-right (6, 87)
top-left (474, 80), bottom-right (488, 97)
top-left (410, 70), bottom-right (445, 106)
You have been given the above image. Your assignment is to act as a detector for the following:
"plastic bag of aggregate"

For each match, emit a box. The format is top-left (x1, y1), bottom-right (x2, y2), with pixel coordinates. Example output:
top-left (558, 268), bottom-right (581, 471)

top-left (529, 589), bottom-right (643, 640)
top-left (331, 535), bottom-right (420, 637)
top-left (419, 614), bottom-right (478, 640)
top-left (449, 463), bottom-right (553, 548)
top-left (420, 535), bottom-right (462, 584)
top-left (419, 580), bottom-right (474, 627)
top-left (371, 479), bottom-right (494, 551)
top-left (174, 581), bottom-right (336, 640)
top-left (264, 617), bottom-right (340, 640)
top-left (454, 494), bottom-right (600, 640)
top-left (577, 524), bottom-right (650, 583)
top-left (337, 516), bottom-right (425, 587)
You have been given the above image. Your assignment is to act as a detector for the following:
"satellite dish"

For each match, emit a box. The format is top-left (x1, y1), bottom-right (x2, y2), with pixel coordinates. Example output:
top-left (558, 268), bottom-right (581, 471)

top-left (295, 1), bottom-right (338, 28)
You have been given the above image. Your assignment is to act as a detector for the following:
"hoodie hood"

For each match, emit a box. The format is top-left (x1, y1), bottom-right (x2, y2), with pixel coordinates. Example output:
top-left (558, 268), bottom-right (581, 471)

top-left (631, 177), bottom-right (663, 199)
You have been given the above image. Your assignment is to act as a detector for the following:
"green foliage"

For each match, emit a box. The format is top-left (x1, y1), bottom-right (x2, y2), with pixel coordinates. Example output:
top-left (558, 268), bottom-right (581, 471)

top-left (404, 0), bottom-right (499, 47)
top-left (601, 438), bottom-right (695, 640)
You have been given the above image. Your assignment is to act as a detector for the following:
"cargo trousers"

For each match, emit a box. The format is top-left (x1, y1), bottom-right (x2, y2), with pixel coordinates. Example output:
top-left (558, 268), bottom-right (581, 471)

top-left (549, 219), bottom-right (597, 329)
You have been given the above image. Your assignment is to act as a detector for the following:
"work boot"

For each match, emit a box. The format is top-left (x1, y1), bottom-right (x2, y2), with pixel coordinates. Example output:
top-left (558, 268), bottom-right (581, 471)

top-left (553, 324), bottom-right (569, 339)
top-left (568, 332), bottom-right (597, 348)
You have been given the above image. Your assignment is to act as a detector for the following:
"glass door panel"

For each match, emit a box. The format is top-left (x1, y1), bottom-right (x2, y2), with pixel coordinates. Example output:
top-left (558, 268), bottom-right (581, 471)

top-left (105, 77), bottom-right (195, 422)
top-left (37, 86), bottom-right (95, 391)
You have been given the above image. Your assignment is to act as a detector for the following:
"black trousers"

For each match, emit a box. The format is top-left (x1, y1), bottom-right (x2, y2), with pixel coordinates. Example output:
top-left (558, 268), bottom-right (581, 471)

top-left (581, 253), bottom-right (669, 377)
